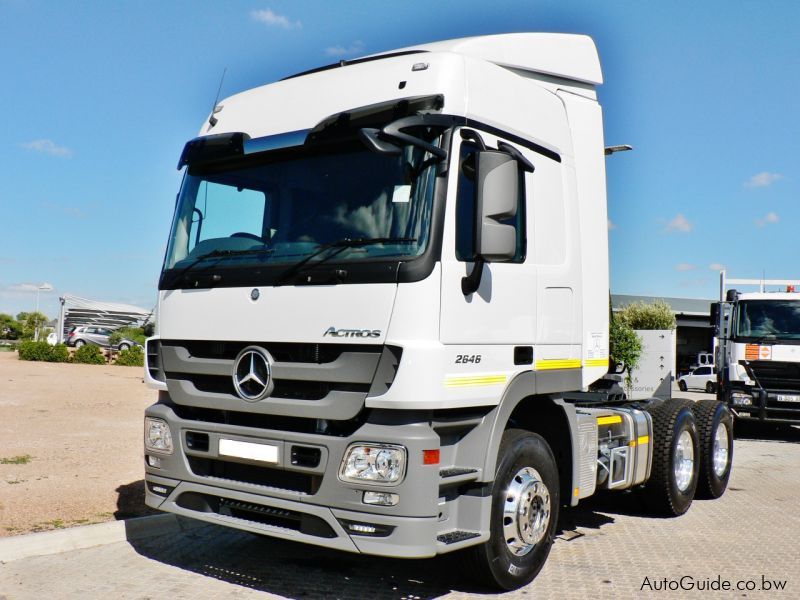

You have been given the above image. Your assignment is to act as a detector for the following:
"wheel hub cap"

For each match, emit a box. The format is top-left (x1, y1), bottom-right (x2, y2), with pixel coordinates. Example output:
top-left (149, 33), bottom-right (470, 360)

top-left (674, 430), bottom-right (695, 492)
top-left (503, 467), bottom-right (550, 556)
top-left (713, 421), bottom-right (729, 477)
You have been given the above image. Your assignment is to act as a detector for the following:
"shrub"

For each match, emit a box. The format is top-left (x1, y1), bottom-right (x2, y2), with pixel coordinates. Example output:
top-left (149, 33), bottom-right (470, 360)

top-left (73, 344), bottom-right (106, 365)
top-left (109, 327), bottom-right (147, 347)
top-left (617, 300), bottom-right (676, 331)
top-left (18, 341), bottom-right (70, 362)
top-left (115, 345), bottom-right (144, 367)
top-left (610, 318), bottom-right (643, 394)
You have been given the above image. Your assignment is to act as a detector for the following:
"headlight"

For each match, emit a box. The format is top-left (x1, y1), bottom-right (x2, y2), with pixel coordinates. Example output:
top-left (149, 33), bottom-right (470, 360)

top-left (339, 443), bottom-right (406, 485)
top-left (731, 392), bottom-right (753, 406)
top-left (145, 417), bottom-right (173, 454)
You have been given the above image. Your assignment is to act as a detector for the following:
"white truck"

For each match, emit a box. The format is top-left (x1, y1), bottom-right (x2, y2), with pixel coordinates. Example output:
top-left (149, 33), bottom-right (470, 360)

top-left (713, 271), bottom-right (800, 423)
top-left (143, 34), bottom-right (733, 589)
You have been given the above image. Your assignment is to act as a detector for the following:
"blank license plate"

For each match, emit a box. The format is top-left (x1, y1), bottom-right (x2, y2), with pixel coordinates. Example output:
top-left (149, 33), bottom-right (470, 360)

top-left (219, 439), bottom-right (279, 463)
top-left (776, 394), bottom-right (800, 404)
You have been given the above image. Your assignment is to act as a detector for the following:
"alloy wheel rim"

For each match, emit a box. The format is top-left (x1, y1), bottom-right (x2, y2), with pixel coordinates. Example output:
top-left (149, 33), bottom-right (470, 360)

top-left (713, 421), bottom-right (730, 477)
top-left (674, 429), bottom-right (695, 492)
top-left (502, 467), bottom-right (551, 556)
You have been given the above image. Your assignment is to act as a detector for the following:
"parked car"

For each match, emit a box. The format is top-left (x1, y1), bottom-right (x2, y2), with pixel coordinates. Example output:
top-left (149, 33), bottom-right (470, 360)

top-left (65, 326), bottom-right (141, 350)
top-left (65, 326), bottom-right (113, 348)
top-left (46, 332), bottom-right (58, 346)
top-left (678, 365), bottom-right (716, 393)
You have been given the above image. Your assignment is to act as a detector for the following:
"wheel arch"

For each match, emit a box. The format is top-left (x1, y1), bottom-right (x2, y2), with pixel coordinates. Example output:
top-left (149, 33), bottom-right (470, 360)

top-left (480, 372), bottom-right (579, 507)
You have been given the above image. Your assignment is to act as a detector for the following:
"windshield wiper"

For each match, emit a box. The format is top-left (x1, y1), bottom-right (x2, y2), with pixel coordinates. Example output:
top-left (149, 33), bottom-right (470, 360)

top-left (276, 237), bottom-right (417, 285)
top-left (172, 247), bottom-right (274, 285)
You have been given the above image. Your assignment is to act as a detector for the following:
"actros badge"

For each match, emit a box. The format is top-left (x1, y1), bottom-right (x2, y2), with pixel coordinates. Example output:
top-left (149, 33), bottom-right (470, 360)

top-left (323, 327), bottom-right (381, 338)
top-left (232, 346), bottom-right (274, 401)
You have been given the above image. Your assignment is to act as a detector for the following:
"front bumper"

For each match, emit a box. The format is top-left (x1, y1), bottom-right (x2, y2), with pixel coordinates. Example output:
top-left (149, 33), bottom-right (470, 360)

top-left (144, 399), bottom-right (443, 558)
top-left (726, 386), bottom-right (800, 423)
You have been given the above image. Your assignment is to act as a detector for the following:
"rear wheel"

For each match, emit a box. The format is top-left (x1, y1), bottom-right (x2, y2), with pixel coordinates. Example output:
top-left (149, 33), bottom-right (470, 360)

top-left (678, 380), bottom-right (687, 392)
top-left (691, 400), bottom-right (733, 499)
top-left (119, 343), bottom-right (130, 351)
top-left (643, 400), bottom-right (699, 516)
top-left (75, 339), bottom-right (86, 348)
top-left (469, 429), bottom-right (559, 591)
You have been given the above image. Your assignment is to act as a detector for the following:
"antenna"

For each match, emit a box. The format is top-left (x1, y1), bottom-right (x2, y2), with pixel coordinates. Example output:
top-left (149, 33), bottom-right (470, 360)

top-left (208, 67), bottom-right (228, 128)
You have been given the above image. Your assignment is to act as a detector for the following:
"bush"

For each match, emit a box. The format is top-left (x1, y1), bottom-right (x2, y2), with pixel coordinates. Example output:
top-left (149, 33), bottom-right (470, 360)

top-left (115, 345), bottom-right (144, 367)
top-left (109, 327), bottom-right (147, 347)
top-left (73, 344), bottom-right (106, 365)
top-left (610, 318), bottom-right (643, 394)
top-left (617, 300), bottom-right (676, 331)
top-left (18, 341), bottom-right (70, 362)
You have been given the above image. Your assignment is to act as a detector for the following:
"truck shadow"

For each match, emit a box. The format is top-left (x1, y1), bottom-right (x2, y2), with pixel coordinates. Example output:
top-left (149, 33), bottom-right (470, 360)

top-left (734, 421), bottom-right (800, 444)
top-left (114, 480), bottom-right (159, 520)
top-left (125, 499), bottom-right (626, 599)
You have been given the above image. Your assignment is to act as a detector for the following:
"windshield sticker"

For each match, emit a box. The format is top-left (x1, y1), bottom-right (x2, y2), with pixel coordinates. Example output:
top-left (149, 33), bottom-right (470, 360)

top-left (392, 185), bottom-right (411, 203)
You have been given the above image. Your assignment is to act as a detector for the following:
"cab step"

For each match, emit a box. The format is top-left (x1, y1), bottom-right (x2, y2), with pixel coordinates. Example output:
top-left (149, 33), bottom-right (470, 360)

top-left (439, 467), bottom-right (480, 486)
top-left (437, 530), bottom-right (481, 545)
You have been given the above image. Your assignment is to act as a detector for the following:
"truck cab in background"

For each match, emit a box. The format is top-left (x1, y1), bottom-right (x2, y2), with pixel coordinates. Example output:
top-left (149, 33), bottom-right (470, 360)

top-left (713, 272), bottom-right (800, 422)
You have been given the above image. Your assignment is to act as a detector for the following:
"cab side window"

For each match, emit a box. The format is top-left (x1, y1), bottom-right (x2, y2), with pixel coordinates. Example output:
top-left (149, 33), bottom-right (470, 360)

top-left (455, 141), bottom-right (526, 263)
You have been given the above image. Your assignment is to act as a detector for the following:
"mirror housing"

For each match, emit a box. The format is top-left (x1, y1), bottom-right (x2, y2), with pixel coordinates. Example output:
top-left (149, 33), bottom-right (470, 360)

top-left (475, 151), bottom-right (519, 261)
top-left (710, 302), bottom-right (719, 328)
top-left (461, 150), bottom-right (520, 295)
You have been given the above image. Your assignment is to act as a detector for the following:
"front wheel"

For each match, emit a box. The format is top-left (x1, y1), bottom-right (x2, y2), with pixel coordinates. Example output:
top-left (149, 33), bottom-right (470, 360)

top-left (469, 429), bottom-right (559, 591)
top-left (705, 381), bottom-right (715, 394)
top-left (119, 343), bottom-right (130, 351)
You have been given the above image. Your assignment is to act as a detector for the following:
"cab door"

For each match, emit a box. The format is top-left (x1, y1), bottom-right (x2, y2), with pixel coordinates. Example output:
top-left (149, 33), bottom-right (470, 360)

top-left (439, 130), bottom-right (536, 346)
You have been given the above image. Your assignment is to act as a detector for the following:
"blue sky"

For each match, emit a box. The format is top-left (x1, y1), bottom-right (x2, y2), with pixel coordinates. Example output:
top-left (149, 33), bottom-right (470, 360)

top-left (1, 1), bottom-right (798, 319)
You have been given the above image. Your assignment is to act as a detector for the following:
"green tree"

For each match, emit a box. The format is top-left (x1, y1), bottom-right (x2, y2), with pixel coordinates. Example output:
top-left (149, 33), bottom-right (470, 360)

top-left (16, 311), bottom-right (49, 340)
top-left (0, 313), bottom-right (23, 339)
top-left (609, 318), bottom-right (643, 395)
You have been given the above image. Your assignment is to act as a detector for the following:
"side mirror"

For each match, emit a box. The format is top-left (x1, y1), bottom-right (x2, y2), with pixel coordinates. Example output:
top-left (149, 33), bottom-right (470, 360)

top-left (475, 151), bottom-right (518, 261)
top-left (710, 302), bottom-right (719, 330)
top-left (461, 151), bottom-right (519, 295)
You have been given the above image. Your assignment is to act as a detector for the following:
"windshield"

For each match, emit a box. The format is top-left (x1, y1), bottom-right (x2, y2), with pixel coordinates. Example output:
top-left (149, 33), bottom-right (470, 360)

top-left (162, 140), bottom-right (439, 286)
top-left (733, 300), bottom-right (800, 341)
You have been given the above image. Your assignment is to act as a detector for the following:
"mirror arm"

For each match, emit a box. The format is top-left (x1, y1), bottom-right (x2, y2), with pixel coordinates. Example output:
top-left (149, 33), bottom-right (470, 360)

top-left (497, 141), bottom-right (534, 173)
top-left (461, 257), bottom-right (485, 296)
top-left (460, 128), bottom-right (486, 149)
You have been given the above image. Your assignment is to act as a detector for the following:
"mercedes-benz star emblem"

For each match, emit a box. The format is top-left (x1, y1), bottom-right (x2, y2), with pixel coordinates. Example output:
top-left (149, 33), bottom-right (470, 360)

top-left (232, 346), bottom-right (274, 402)
top-left (251, 288), bottom-right (260, 301)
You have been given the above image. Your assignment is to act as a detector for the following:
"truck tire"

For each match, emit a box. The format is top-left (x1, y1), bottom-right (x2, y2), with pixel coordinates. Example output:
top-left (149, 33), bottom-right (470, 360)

top-left (691, 400), bottom-right (733, 499)
top-left (643, 401), bottom-right (699, 516)
top-left (469, 429), bottom-right (559, 591)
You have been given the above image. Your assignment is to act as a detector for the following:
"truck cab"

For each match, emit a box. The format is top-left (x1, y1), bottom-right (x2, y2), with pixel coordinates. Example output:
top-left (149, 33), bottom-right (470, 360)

top-left (143, 34), bottom-right (732, 590)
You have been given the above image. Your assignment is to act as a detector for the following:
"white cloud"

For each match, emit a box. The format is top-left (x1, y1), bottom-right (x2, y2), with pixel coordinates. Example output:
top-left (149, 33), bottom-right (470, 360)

top-left (1, 282), bottom-right (54, 295)
top-left (665, 213), bottom-right (693, 233)
top-left (709, 263), bottom-right (726, 271)
top-left (324, 41), bottom-right (365, 58)
top-left (607, 219), bottom-right (617, 231)
top-left (745, 172), bottom-right (783, 188)
top-left (675, 263), bottom-right (695, 272)
top-left (250, 8), bottom-right (301, 29)
top-left (21, 139), bottom-right (73, 158)
top-left (755, 211), bottom-right (780, 227)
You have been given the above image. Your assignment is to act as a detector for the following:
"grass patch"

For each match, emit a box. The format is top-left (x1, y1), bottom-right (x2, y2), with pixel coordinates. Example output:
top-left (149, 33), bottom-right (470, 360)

top-left (0, 454), bottom-right (32, 465)
top-left (31, 519), bottom-right (65, 532)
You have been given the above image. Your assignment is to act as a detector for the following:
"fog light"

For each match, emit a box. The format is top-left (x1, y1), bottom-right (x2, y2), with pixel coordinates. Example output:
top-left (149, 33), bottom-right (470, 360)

top-left (146, 455), bottom-right (162, 468)
top-left (363, 491), bottom-right (399, 506)
top-left (339, 443), bottom-right (406, 485)
top-left (731, 393), bottom-right (753, 406)
top-left (340, 520), bottom-right (394, 537)
top-left (145, 417), bottom-right (173, 454)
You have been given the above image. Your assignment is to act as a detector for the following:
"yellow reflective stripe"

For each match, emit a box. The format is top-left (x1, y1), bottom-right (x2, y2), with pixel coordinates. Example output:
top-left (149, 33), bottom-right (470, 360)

top-left (597, 415), bottom-right (622, 426)
top-left (535, 359), bottom-right (582, 370)
top-left (637, 435), bottom-right (649, 445)
top-left (444, 374), bottom-right (508, 388)
top-left (584, 358), bottom-right (609, 368)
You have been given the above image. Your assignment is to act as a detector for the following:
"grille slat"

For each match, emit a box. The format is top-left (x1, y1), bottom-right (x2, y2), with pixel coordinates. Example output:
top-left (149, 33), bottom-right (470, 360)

top-left (748, 361), bottom-right (800, 392)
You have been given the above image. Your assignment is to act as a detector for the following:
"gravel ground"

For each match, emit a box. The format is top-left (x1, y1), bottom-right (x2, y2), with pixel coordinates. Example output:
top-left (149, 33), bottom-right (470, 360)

top-left (0, 351), bottom-right (157, 537)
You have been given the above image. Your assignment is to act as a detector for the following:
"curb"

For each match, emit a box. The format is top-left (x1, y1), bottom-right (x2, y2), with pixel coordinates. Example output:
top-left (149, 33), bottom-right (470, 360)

top-left (0, 513), bottom-right (202, 564)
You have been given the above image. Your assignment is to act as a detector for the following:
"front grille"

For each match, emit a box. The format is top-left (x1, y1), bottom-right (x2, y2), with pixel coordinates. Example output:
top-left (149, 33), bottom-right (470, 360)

top-left (748, 361), bottom-right (800, 392)
top-left (147, 339), bottom-right (165, 383)
top-left (159, 339), bottom-right (389, 421)
top-left (187, 456), bottom-right (319, 494)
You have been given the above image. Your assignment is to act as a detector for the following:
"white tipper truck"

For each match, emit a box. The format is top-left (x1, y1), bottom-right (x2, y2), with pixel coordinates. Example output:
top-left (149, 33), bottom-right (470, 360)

top-left (713, 271), bottom-right (800, 423)
top-left (143, 34), bottom-right (733, 589)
